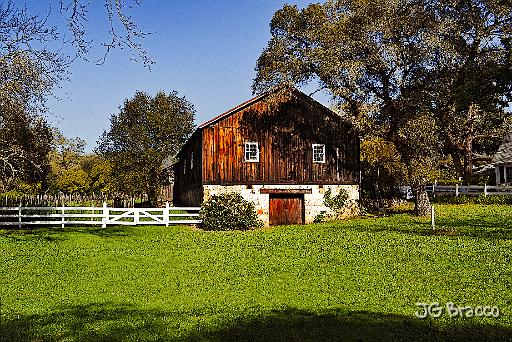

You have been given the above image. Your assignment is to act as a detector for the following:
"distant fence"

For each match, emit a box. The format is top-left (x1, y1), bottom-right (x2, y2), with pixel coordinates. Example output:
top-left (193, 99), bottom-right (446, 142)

top-left (426, 184), bottom-right (512, 197)
top-left (0, 193), bottom-right (165, 208)
top-left (0, 202), bottom-right (201, 228)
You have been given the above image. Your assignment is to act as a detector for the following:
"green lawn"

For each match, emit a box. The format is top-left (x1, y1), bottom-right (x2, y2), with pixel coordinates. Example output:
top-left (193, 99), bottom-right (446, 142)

top-left (1, 204), bottom-right (511, 341)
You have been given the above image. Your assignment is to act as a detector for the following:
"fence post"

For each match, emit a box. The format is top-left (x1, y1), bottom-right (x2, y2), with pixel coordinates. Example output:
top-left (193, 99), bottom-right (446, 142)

top-left (102, 202), bottom-right (108, 228)
top-left (18, 204), bottom-right (22, 229)
top-left (432, 181), bottom-right (436, 198)
top-left (61, 207), bottom-right (65, 229)
top-left (165, 201), bottom-right (170, 227)
top-left (484, 184), bottom-right (488, 197)
top-left (431, 205), bottom-right (435, 230)
top-left (134, 209), bottom-right (140, 225)
top-left (455, 184), bottom-right (459, 197)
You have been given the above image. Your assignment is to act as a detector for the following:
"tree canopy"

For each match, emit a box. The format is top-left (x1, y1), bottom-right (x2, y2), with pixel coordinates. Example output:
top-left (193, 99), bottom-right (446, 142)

top-left (0, 100), bottom-right (52, 193)
top-left (97, 91), bottom-right (195, 205)
top-left (254, 0), bottom-right (512, 215)
top-left (0, 0), bottom-right (150, 196)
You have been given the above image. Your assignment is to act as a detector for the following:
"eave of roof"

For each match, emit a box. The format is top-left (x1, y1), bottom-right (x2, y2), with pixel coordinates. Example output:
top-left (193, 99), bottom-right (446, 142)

top-left (198, 88), bottom-right (276, 129)
top-left (492, 133), bottom-right (512, 165)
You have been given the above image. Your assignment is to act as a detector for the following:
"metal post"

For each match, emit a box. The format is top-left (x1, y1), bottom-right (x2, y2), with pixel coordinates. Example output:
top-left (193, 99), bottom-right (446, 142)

top-left (455, 184), bottom-right (459, 197)
top-left (484, 184), bottom-right (487, 197)
top-left (102, 202), bottom-right (108, 228)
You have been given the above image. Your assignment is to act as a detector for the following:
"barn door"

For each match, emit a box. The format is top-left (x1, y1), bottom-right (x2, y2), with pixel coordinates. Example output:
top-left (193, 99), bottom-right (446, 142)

top-left (269, 194), bottom-right (304, 226)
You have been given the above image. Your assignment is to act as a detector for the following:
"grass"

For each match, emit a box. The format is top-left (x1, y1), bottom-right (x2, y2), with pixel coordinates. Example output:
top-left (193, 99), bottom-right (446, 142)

top-left (0, 204), bottom-right (511, 341)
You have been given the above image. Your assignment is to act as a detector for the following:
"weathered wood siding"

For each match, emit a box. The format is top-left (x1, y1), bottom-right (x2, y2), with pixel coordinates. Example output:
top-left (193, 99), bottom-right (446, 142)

top-left (173, 130), bottom-right (203, 205)
top-left (201, 94), bottom-right (359, 185)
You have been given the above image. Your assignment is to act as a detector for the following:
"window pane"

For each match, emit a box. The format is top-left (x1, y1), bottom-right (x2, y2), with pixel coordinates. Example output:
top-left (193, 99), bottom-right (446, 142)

top-left (245, 142), bottom-right (259, 162)
top-left (313, 144), bottom-right (325, 163)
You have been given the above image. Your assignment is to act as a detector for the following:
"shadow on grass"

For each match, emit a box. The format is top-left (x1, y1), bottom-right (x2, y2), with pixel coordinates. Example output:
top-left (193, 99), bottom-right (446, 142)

top-left (0, 226), bottom-right (131, 241)
top-left (1, 303), bottom-right (511, 342)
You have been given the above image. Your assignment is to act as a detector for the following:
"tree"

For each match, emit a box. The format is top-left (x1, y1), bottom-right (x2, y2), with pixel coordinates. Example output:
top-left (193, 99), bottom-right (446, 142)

top-left (47, 130), bottom-right (89, 194)
top-left (254, 0), bottom-right (512, 215)
top-left (0, 1), bottom-right (150, 114)
top-left (83, 156), bottom-right (116, 195)
top-left (97, 91), bottom-right (195, 205)
top-left (0, 100), bottom-right (53, 193)
top-left (360, 137), bottom-right (408, 206)
top-left (428, 0), bottom-right (512, 180)
top-left (0, 0), bottom-right (150, 195)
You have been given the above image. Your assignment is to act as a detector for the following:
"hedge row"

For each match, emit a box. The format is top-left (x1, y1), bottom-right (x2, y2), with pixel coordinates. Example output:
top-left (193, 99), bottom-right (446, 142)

top-left (431, 195), bottom-right (512, 205)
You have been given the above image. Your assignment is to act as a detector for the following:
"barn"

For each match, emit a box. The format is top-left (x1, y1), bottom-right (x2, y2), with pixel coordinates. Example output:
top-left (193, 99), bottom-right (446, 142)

top-left (173, 86), bottom-right (360, 226)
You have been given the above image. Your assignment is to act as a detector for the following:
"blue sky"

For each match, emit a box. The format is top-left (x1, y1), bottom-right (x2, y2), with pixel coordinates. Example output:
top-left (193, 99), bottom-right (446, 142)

top-left (24, 1), bottom-right (327, 151)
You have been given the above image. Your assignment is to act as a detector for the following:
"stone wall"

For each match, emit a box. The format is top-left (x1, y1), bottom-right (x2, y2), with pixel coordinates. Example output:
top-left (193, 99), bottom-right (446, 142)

top-left (203, 184), bottom-right (359, 226)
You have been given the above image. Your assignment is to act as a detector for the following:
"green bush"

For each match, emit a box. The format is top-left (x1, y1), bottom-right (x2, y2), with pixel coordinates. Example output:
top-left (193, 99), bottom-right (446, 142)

top-left (323, 188), bottom-right (349, 218)
top-left (200, 193), bottom-right (263, 231)
top-left (313, 211), bottom-right (327, 223)
top-left (432, 195), bottom-right (512, 205)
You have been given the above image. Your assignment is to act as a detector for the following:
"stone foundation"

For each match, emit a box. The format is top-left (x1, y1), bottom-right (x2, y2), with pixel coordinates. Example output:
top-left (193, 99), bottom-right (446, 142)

top-left (203, 184), bottom-right (359, 226)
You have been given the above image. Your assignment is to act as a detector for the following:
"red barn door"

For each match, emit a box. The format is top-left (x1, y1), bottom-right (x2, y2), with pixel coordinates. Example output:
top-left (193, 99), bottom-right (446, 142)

top-left (269, 194), bottom-right (304, 226)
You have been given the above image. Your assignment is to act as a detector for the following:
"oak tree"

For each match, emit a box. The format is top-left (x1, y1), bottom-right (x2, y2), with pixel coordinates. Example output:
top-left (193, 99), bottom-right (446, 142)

top-left (254, 0), bottom-right (512, 215)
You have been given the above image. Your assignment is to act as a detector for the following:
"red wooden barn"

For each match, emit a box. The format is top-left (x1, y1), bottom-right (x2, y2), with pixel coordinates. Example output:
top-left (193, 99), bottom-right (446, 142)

top-left (173, 86), bottom-right (360, 225)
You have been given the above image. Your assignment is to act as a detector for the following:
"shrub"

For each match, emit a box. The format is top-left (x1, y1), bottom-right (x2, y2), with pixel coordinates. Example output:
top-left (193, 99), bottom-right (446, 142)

top-left (200, 193), bottom-right (263, 231)
top-left (313, 211), bottom-right (327, 223)
top-left (432, 195), bottom-right (512, 205)
top-left (323, 188), bottom-right (349, 218)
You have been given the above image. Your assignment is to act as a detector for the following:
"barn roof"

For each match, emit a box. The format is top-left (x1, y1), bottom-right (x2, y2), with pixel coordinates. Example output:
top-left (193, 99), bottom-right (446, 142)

top-left (493, 133), bottom-right (512, 165)
top-left (198, 86), bottom-right (284, 129)
top-left (198, 93), bottom-right (268, 129)
top-left (174, 85), bottom-right (342, 160)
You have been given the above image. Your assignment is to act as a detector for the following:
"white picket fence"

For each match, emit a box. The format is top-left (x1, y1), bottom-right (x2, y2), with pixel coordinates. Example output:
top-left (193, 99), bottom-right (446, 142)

top-left (0, 202), bottom-right (201, 228)
top-left (426, 184), bottom-right (512, 197)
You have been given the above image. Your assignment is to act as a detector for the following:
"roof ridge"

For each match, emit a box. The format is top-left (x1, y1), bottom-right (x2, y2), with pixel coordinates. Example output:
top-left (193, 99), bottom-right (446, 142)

top-left (198, 84), bottom-right (294, 129)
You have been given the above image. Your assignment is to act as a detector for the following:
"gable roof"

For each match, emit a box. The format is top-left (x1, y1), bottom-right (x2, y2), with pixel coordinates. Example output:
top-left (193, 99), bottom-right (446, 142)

top-left (198, 85), bottom-right (342, 130)
top-left (175, 85), bottom-right (343, 160)
top-left (198, 91), bottom-right (272, 129)
top-left (493, 133), bottom-right (512, 165)
top-left (198, 85), bottom-right (293, 129)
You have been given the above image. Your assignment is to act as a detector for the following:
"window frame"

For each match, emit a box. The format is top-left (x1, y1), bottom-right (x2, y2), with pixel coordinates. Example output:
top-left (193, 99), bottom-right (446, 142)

top-left (244, 142), bottom-right (259, 162)
top-left (312, 144), bottom-right (326, 163)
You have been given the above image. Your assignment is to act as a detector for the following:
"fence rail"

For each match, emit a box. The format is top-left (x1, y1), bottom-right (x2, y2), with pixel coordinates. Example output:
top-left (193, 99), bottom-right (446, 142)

top-left (0, 202), bottom-right (201, 228)
top-left (426, 184), bottom-right (512, 197)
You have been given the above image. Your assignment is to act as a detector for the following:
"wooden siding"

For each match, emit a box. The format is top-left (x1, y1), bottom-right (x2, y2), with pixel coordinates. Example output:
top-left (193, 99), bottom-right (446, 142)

top-left (173, 130), bottom-right (203, 204)
top-left (201, 93), bottom-right (359, 185)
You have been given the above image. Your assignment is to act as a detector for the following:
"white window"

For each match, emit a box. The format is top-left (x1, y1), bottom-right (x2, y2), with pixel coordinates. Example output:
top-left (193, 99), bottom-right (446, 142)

top-left (313, 144), bottom-right (325, 163)
top-left (190, 152), bottom-right (194, 170)
top-left (244, 142), bottom-right (259, 162)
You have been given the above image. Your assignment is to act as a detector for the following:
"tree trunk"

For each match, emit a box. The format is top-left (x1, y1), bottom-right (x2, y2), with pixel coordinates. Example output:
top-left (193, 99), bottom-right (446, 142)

top-left (463, 135), bottom-right (474, 181)
top-left (450, 152), bottom-right (464, 179)
top-left (412, 183), bottom-right (431, 216)
top-left (147, 186), bottom-right (158, 207)
top-left (147, 168), bottom-right (160, 207)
